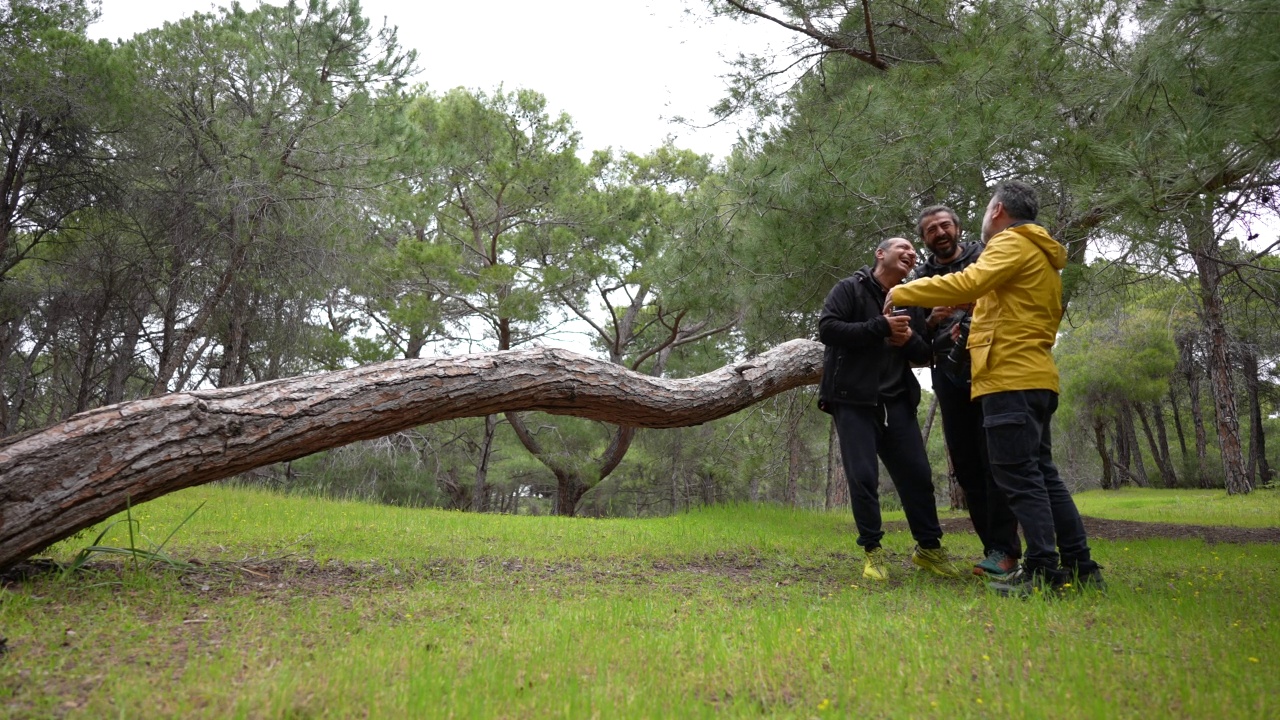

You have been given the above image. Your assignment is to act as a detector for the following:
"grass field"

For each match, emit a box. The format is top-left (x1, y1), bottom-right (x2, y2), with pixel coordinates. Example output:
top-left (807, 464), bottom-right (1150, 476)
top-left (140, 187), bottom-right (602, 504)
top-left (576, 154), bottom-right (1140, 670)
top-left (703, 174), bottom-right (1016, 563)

top-left (1073, 487), bottom-right (1280, 528)
top-left (1, 485), bottom-right (1277, 718)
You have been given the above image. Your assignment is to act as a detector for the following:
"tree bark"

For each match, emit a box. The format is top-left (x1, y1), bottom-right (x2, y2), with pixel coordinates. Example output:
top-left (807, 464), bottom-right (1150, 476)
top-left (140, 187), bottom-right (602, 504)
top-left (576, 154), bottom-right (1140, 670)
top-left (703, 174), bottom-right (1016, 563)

top-left (825, 420), bottom-right (848, 511)
top-left (784, 412), bottom-right (803, 507)
top-left (1184, 209), bottom-right (1251, 494)
top-left (945, 444), bottom-right (966, 511)
top-left (1136, 401), bottom-right (1177, 488)
top-left (1150, 399), bottom-right (1178, 488)
top-left (0, 339), bottom-right (823, 570)
top-left (1179, 333), bottom-right (1212, 487)
top-left (1121, 403), bottom-right (1149, 487)
top-left (921, 394), bottom-right (938, 446)
top-left (1093, 417), bottom-right (1114, 490)
top-left (1240, 345), bottom-right (1273, 487)
top-left (473, 414), bottom-right (499, 513)
top-left (1168, 384), bottom-right (1189, 467)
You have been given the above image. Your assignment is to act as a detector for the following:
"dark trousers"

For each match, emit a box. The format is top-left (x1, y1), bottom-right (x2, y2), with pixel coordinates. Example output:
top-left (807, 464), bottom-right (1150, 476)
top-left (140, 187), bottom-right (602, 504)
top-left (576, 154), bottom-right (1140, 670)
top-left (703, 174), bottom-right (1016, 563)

top-left (831, 398), bottom-right (943, 551)
top-left (933, 369), bottom-right (1021, 559)
top-left (981, 390), bottom-right (1096, 573)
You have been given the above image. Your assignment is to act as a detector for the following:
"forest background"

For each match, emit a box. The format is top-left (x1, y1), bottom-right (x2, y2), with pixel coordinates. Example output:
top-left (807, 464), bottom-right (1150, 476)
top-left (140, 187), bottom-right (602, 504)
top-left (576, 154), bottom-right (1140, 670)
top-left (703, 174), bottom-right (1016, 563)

top-left (2, 0), bottom-right (1277, 519)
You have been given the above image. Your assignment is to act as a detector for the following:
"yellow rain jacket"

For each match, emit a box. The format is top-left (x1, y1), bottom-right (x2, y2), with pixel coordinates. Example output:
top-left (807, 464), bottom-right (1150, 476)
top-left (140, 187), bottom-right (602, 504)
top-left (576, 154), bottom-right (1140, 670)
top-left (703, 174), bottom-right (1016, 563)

top-left (893, 223), bottom-right (1068, 399)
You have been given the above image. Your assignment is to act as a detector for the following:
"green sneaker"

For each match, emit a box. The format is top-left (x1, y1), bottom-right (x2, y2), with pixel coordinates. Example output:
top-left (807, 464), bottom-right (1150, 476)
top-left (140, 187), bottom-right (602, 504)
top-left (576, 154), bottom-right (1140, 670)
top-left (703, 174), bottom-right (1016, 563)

top-left (863, 547), bottom-right (890, 581)
top-left (911, 545), bottom-right (962, 579)
top-left (973, 550), bottom-right (1017, 578)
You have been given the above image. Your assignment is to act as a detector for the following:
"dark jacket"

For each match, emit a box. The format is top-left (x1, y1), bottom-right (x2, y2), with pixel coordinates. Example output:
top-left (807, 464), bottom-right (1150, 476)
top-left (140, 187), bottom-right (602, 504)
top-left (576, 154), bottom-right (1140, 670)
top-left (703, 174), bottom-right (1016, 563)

top-left (816, 266), bottom-right (930, 412)
top-left (914, 241), bottom-right (984, 379)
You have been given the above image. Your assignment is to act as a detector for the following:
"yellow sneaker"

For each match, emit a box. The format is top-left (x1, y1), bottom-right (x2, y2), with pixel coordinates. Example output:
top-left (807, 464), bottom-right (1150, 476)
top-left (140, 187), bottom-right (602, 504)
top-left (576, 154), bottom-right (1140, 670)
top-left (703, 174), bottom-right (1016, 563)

top-left (911, 545), bottom-right (962, 578)
top-left (863, 547), bottom-right (890, 581)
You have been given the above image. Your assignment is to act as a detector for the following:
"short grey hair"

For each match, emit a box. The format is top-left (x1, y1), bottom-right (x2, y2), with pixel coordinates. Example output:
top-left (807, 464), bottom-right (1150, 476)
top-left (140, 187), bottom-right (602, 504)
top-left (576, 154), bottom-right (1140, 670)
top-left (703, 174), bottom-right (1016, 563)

top-left (993, 181), bottom-right (1039, 222)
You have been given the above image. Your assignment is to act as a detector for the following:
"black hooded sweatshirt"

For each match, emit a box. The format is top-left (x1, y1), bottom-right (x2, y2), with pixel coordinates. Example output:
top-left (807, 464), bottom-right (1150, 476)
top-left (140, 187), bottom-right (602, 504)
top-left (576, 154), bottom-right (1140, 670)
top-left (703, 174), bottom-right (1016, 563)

top-left (816, 266), bottom-right (930, 412)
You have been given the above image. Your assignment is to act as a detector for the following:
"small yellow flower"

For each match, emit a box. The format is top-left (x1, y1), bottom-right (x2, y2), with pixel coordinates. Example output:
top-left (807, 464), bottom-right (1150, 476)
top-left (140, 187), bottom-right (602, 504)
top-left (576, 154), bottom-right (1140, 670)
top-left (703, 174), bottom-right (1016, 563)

top-left (982, 655), bottom-right (990, 661)
top-left (817, 698), bottom-right (831, 711)
top-left (1249, 657), bottom-right (1260, 663)
top-left (976, 698), bottom-right (984, 704)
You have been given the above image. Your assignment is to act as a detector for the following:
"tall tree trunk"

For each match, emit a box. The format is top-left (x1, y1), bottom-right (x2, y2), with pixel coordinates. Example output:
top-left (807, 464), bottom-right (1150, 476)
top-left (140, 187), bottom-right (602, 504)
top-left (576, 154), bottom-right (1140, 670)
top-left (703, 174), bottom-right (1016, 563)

top-left (70, 298), bottom-right (110, 416)
top-left (1168, 384), bottom-right (1189, 467)
top-left (1112, 416), bottom-right (1137, 486)
top-left (105, 296), bottom-right (147, 405)
top-left (670, 430), bottom-right (684, 513)
top-left (1151, 399), bottom-right (1178, 488)
top-left (219, 278), bottom-right (253, 388)
top-left (1184, 209), bottom-right (1251, 494)
top-left (1240, 345), bottom-right (1273, 486)
top-left (472, 413), bottom-right (498, 512)
top-left (921, 395), bottom-right (939, 445)
top-left (945, 444), bottom-right (966, 511)
top-left (554, 469), bottom-right (587, 516)
top-left (1179, 332), bottom-right (1212, 487)
top-left (150, 240), bottom-right (248, 396)
top-left (1136, 401), bottom-right (1177, 488)
top-left (825, 421), bottom-right (848, 511)
top-left (1122, 403), bottom-right (1149, 487)
top-left (2, 313), bottom-right (58, 436)
top-left (1093, 418), bottom-right (1115, 490)
top-left (784, 413), bottom-right (802, 507)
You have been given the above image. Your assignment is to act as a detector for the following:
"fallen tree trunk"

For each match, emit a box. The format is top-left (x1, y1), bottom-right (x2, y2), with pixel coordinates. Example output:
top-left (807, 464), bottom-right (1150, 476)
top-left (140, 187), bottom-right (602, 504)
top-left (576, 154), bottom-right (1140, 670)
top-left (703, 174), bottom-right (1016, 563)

top-left (0, 339), bottom-right (823, 570)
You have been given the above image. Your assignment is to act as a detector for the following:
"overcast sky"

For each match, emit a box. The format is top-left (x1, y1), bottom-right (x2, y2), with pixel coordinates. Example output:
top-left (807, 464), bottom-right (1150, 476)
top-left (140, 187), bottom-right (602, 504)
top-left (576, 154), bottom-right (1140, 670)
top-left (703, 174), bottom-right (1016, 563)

top-left (88, 0), bottom-right (780, 161)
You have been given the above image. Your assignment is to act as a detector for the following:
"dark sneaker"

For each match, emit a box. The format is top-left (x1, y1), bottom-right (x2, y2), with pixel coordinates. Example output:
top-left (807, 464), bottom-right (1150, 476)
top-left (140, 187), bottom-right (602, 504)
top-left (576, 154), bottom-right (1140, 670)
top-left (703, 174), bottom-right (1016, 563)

top-left (973, 550), bottom-right (1017, 578)
top-left (1062, 567), bottom-right (1107, 594)
top-left (987, 565), bottom-right (1068, 598)
top-left (911, 545), bottom-right (962, 579)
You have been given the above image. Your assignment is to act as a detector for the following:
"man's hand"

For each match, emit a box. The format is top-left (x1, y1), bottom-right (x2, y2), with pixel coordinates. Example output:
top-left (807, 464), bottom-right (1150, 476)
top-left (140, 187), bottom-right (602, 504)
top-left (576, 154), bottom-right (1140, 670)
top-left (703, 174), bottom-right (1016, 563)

top-left (886, 312), bottom-right (913, 347)
top-left (926, 306), bottom-right (953, 329)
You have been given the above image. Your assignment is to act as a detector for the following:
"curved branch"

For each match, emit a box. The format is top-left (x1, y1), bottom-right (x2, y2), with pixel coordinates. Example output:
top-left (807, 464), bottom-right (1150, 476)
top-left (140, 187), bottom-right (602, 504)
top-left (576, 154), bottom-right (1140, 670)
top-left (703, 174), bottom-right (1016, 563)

top-left (0, 340), bottom-right (824, 570)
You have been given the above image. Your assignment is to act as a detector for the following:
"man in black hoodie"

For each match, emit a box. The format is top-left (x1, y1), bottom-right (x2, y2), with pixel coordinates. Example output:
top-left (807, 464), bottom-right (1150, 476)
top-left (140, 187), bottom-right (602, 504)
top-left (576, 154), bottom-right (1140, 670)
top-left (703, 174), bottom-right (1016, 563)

top-left (915, 205), bottom-right (1021, 578)
top-left (818, 237), bottom-right (961, 581)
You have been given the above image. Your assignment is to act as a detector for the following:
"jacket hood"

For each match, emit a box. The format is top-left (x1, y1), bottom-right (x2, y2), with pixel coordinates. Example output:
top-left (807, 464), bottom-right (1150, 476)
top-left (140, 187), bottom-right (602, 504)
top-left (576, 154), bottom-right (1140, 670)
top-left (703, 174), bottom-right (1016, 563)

top-left (1009, 223), bottom-right (1068, 270)
top-left (919, 241), bottom-right (983, 275)
top-left (851, 265), bottom-right (876, 284)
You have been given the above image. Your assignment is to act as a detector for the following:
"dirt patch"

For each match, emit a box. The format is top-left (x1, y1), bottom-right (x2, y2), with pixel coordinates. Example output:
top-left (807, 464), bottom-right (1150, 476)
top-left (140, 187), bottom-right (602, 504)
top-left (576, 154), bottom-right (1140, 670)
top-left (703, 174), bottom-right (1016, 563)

top-left (887, 515), bottom-right (1280, 545)
top-left (4, 516), bottom-right (1274, 596)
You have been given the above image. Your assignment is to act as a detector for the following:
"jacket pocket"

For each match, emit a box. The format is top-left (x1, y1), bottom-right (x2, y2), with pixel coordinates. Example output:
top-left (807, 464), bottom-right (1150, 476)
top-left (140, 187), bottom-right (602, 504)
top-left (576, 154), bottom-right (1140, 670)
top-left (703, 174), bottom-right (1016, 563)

top-left (967, 328), bottom-right (993, 379)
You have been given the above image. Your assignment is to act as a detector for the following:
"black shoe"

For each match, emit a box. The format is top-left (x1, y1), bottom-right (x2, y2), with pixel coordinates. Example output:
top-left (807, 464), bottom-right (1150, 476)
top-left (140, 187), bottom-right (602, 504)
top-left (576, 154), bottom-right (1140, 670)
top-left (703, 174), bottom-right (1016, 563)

top-left (1063, 566), bottom-right (1107, 594)
top-left (987, 564), bottom-right (1068, 598)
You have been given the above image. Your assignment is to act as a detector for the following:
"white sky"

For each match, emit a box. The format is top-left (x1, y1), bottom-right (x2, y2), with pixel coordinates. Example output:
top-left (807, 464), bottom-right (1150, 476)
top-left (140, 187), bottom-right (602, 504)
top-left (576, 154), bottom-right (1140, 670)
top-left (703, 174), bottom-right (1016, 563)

top-left (88, 0), bottom-right (781, 161)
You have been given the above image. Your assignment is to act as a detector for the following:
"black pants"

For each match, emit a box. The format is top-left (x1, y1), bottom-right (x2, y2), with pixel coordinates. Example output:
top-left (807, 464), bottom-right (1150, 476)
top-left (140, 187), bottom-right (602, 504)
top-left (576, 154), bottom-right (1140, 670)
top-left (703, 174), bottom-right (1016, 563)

top-left (981, 390), bottom-right (1096, 573)
top-left (831, 399), bottom-right (943, 551)
top-left (933, 368), bottom-right (1021, 559)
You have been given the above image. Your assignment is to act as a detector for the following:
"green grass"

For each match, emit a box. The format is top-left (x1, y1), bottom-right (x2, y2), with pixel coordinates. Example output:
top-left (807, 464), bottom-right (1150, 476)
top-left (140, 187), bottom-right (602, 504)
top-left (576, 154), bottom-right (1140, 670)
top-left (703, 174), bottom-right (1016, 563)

top-left (1, 486), bottom-right (1276, 718)
top-left (1074, 487), bottom-right (1280, 528)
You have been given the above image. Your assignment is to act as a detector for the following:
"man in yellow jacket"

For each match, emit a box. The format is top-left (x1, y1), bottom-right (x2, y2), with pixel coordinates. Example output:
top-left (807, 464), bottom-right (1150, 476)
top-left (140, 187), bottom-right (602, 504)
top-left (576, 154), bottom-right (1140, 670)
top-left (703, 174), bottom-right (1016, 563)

top-left (886, 181), bottom-right (1104, 595)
